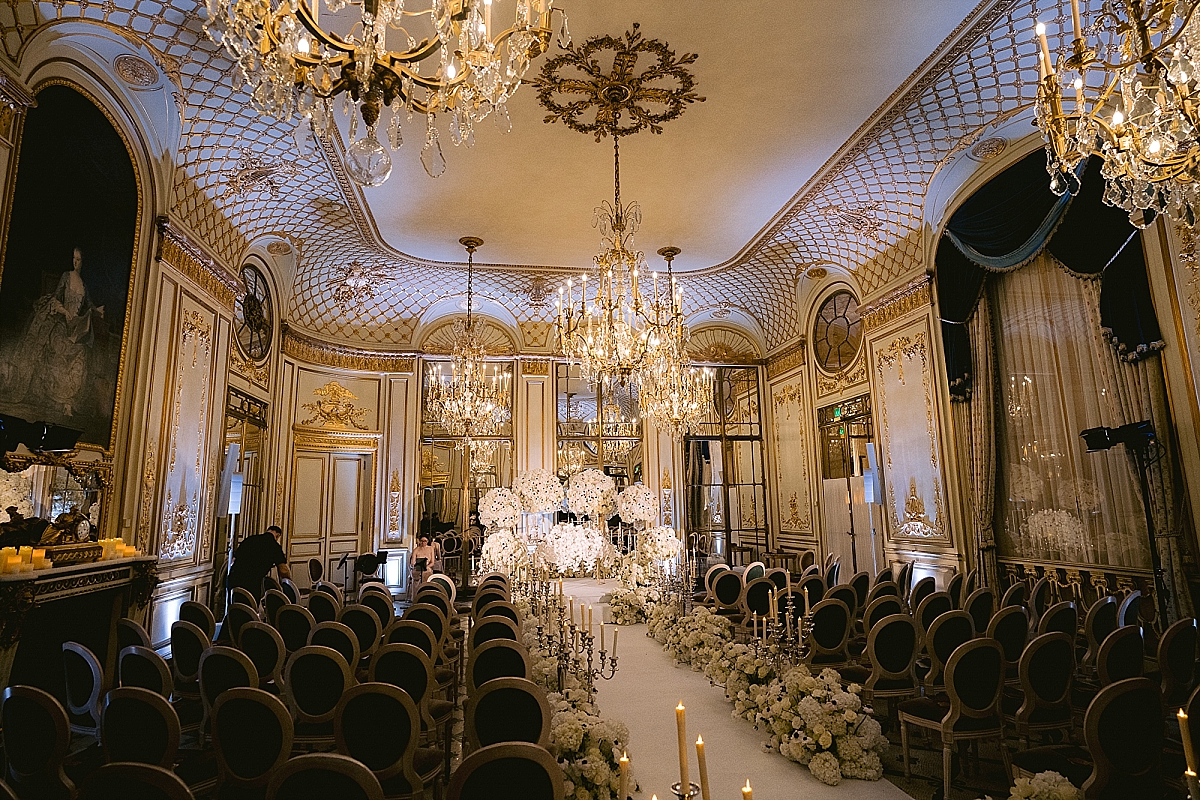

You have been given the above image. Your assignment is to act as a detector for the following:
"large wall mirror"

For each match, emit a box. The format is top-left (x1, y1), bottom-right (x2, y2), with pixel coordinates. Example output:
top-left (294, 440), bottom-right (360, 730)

top-left (0, 460), bottom-right (106, 545)
top-left (555, 363), bottom-right (643, 491)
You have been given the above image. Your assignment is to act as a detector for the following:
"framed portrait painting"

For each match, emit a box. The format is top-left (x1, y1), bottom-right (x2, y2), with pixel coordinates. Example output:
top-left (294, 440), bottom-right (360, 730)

top-left (0, 84), bottom-right (140, 451)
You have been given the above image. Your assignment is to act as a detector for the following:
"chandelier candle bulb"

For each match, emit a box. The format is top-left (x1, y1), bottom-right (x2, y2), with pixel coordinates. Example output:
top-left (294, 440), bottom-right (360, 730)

top-left (675, 703), bottom-right (689, 793)
top-left (1036, 22), bottom-right (1054, 78)
top-left (1180, 709), bottom-right (1197, 773)
top-left (1070, 0), bottom-right (1082, 41)
top-left (695, 736), bottom-right (711, 800)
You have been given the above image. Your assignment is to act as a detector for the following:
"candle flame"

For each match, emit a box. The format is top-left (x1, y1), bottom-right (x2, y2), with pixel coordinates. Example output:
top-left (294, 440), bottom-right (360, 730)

top-left (696, 735), bottom-right (703, 745)
top-left (677, 702), bottom-right (685, 711)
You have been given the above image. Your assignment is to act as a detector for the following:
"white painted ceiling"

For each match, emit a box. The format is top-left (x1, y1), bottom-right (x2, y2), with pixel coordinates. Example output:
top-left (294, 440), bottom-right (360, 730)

top-left (354, 1), bottom-right (981, 272)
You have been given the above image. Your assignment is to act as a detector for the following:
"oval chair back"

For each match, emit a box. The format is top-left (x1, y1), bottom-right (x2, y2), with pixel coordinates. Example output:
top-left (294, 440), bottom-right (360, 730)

top-left (1097, 625), bottom-right (1144, 686)
top-left (477, 601), bottom-right (521, 627)
top-left (895, 561), bottom-right (914, 598)
top-left (170, 620), bottom-right (209, 688)
top-left (339, 605), bottom-right (383, 661)
top-left (465, 677), bottom-right (552, 752)
top-left (744, 561), bottom-right (766, 583)
top-left (406, 604), bottom-right (449, 650)
top-left (279, 579), bottom-right (301, 605)
top-left (866, 580), bottom-right (900, 605)
top-left (316, 582), bottom-right (345, 605)
top-left (213, 688), bottom-right (294, 790)
top-left (874, 565), bottom-right (893, 586)
top-left (701, 565), bottom-right (727, 602)
top-left (238, 622), bottom-right (286, 690)
top-left (368, 644), bottom-right (439, 730)
top-left (849, 571), bottom-right (871, 615)
top-left (962, 569), bottom-right (979, 605)
top-left (964, 587), bottom-right (996, 634)
top-left (863, 614), bottom-right (919, 696)
top-left (467, 641), bottom-right (530, 694)
top-left (100, 687), bottom-right (180, 767)
top-left (308, 558), bottom-right (324, 585)
top-left (307, 590), bottom-right (342, 624)
top-left (1081, 677), bottom-right (1164, 799)
top-left (1118, 590), bottom-right (1143, 629)
top-left (446, 741), bottom-right (565, 800)
top-left (199, 646), bottom-right (258, 734)
top-left (800, 564), bottom-right (820, 581)
top-left (334, 683), bottom-right (425, 793)
top-left (1013, 632), bottom-right (1074, 737)
top-left (805, 598), bottom-right (851, 667)
top-left (799, 573), bottom-right (827, 607)
top-left (266, 753), bottom-right (384, 800)
top-left (1158, 617), bottom-right (1198, 709)
top-left (946, 572), bottom-right (964, 609)
top-left (276, 604), bottom-right (317, 654)
top-left (1083, 595), bottom-right (1120, 669)
top-left (1037, 601), bottom-right (1078, 638)
top-left (909, 576), bottom-right (936, 612)
top-left (765, 568), bottom-right (788, 591)
top-left (263, 576), bottom-right (281, 594)
top-left (262, 589), bottom-right (290, 627)
top-left (824, 557), bottom-right (841, 588)
top-left (942, 638), bottom-right (1006, 734)
top-left (470, 617), bottom-right (520, 653)
top-left (231, 587), bottom-right (258, 609)
top-left (712, 571), bottom-right (743, 610)
top-left (358, 591), bottom-right (395, 630)
top-left (863, 595), bottom-right (905, 635)
top-left (180, 601), bottom-right (217, 641)
top-left (116, 618), bottom-right (152, 652)
top-left (1029, 577), bottom-right (1051, 624)
top-left (1000, 582), bottom-right (1026, 609)
top-left (986, 605), bottom-right (1030, 672)
top-left (1, 685), bottom-right (73, 796)
top-left (385, 619), bottom-right (439, 660)
top-left (473, 590), bottom-right (510, 618)
top-left (119, 645), bottom-right (172, 697)
top-left (284, 646), bottom-right (354, 726)
top-left (925, 610), bottom-right (975, 691)
top-left (62, 641), bottom-right (103, 734)
top-left (225, 602), bottom-right (260, 644)
top-left (78, 763), bottom-right (193, 800)
top-left (915, 592), bottom-right (953, 641)
top-left (742, 577), bottom-right (775, 619)
top-left (415, 589), bottom-right (453, 619)
top-left (827, 584), bottom-right (859, 621)
top-left (309, 622), bottom-right (361, 670)
top-left (478, 572), bottom-right (511, 588)
top-left (428, 574), bottom-right (457, 603)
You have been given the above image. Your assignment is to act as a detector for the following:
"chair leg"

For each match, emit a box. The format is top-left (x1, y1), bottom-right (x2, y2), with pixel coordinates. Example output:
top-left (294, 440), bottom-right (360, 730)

top-left (943, 743), bottom-right (953, 799)
top-left (900, 719), bottom-right (911, 778)
top-left (999, 731), bottom-right (1013, 784)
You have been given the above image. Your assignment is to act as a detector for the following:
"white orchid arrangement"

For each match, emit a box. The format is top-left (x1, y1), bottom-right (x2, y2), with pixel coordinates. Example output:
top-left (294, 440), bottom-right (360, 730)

top-left (1007, 771), bottom-right (1082, 800)
top-left (616, 483), bottom-right (657, 525)
top-left (566, 469), bottom-right (616, 520)
top-left (479, 529), bottom-right (530, 573)
top-left (478, 487), bottom-right (522, 530)
top-left (514, 469), bottom-right (565, 514)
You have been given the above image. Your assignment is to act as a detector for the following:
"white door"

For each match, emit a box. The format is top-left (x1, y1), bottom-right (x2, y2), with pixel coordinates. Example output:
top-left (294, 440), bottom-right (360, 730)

top-left (288, 451), bottom-right (373, 590)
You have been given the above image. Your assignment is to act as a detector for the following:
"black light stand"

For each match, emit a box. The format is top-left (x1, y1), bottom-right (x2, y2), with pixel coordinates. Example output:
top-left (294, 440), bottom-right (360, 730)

top-left (1080, 421), bottom-right (1170, 627)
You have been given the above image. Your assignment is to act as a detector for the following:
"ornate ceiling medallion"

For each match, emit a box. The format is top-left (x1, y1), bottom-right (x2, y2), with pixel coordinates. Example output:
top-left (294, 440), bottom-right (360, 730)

top-left (970, 136), bottom-right (1007, 160)
top-left (818, 201), bottom-right (885, 240)
top-left (266, 240), bottom-right (293, 256)
top-left (114, 54), bottom-right (158, 87)
top-left (330, 259), bottom-right (391, 309)
top-left (222, 152), bottom-right (300, 199)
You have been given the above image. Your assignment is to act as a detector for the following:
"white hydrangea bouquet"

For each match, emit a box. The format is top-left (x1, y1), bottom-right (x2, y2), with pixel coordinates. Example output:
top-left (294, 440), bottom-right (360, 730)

top-left (514, 469), bottom-right (565, 514)
top-left (480, 529), bottom-right (529, 573)
top-left (1007, 771), bottom-right (1082, 800)
top-left (660, 605), bottom-right (735, 670)
top-left (647, 597), bottom-right (681, 641)
top-left (539, 523), bottom-right (606, 574)
top-left (616, 483), bottom-right (657, 525)
top-left (607, 583), bottom-right (662, 626)
top-left (704, 640), bottom-right (778, 700)
top-left (638, 525), bottom-right (682, 563)
top-left (478, 486), bottom-right (522, 530)
top-left (566, 469), bottom-right (616, 521)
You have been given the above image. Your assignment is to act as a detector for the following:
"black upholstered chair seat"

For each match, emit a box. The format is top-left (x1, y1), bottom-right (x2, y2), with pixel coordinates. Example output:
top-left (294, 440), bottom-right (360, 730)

top-left (295, 720), bottom-right (336, 738)
top-left (899, 695), bottom-right (1002, 732)
top-left (1009, 745), bottom-right (1091, 787)
top-left (839, 664), bottom-right (869, 683)
top-left (428, 699), bottom-right (454, 721)
top-left (1000, 692), bottom-right (1070, 724)
top-left (434, 667), bottom-right (456, 685)
top-left (173, 749), bottom-right (219, 787)
top-left (413, 747), bottom-right (444, 775)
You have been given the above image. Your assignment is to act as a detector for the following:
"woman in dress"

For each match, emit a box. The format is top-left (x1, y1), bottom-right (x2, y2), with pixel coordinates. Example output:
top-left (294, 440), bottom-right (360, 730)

top-left (409, 534), bottom-right (441, 594)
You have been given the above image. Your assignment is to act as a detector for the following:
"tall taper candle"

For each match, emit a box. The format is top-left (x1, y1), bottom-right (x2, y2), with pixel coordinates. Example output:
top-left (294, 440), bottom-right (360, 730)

top-left (742, 779), bottom-right (753, 799)
top-left (695, 735), bottom-right (711, 800)
top-left (1181, 709), bottom-right (1197, 774)
top-left (619, 750), bottom-right (629, 800)
top-left (675, 703), bottom-right (689, 792)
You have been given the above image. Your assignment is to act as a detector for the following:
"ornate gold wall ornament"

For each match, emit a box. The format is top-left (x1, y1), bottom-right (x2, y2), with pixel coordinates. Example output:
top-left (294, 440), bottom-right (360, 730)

top-left (784, 492), bottom-right (805, 529)
top-left (527, 276), bottom-right (551, 308)
top-left (818, 201), bottom-right (885, 240)
top-left (300, 382), bottom-right (370, 430)
top-left (661, 468), bottom-right (673, 490)
top-left (816, 353), bottom-right (868, 398)
top-left (687, 326), bottom-right (762, 365)
top-left (0, 581), bottom-right (35, 649)
top-left (181, 310), bottom-right (212, 367)
top-left (0, 71), bottom-right (34, 109)
top-left (897, 477), bottom-right (937, 537)
top-left (970, 136), bottom-right (1007, 160)
top-left (522, 359), bottom-right (551, 377)
top-left (266, 240), bottom-right (292, 256)
top-left (137, 438), bottom-right (157, 553)
top-left (156, 218), bottom-right (240, 310)
top-left (874, 332), bottom-right (929, 386)
top-left (160, 476), bottom-right (198, 561)
top-left (222, 152), bottom-right (299, 199)
top-left (766, 337), bottom-right (807, 379)
top-left (291, 429), bottom-right (381, 452)
top-left (229, 343), bottom-right (270, 388)
top-left (771, 380), bottom-right (812, 532)
top-left (805, 266), bottom-right (829, 280)
top-left (1173, 223), bottom-right (1200, 340)
top-left (282, 324), bottom-right (416, 373)
top-left (861, 275), bottom-right (932, 331)
top-left (710, 305), bottom-right (732, 320)
top-left (129, 560), bottom-right (159, 608)
top-left (387, 469), bottom-right (402, 541)
top-left (114, 54), bottom-right (158, 87)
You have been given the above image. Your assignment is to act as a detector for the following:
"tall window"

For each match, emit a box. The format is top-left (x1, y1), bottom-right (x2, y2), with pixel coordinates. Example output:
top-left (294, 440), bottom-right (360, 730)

top-left (555, 363), bottom-right (643, 491)
top-left (684, 366), bottom-right (767, 557)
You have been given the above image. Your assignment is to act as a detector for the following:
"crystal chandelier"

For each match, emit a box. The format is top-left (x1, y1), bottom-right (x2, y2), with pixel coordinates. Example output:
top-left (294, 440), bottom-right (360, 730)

top-left (637, 247), bottom-right (713, 437)
top-left (1034, 0), bottom-right (1200, 226)
top-left (541, 25), bottom-right (705, 400)
top-left (204, 0), bottom-right (570, 185)
top-left (425, 237), bottom-right (511, 442)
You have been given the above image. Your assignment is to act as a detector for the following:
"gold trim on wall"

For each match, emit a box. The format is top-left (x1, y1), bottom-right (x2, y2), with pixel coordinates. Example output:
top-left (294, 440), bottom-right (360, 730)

top-left (766, 336), bottom-right (807, 379)
top-left (229, 342), bottom-right (271, 387)
top-left (291, 427), bottom-right (381, 452)
top-left (861, 275), bottom-right (932, 332)
top-left (816, 351), bottom-right (868, 399)
top-left (282, 323), bottom-right (417, 373)
top-left (156, 218), bottom-right (241, 310)
top-left (522, 359), bottom-right (551, 376)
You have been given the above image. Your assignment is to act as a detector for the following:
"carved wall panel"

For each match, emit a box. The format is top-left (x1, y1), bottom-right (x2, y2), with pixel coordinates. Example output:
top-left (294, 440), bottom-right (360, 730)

top-left (769, 377), bottom-right (814, 542)
top-left (294, 370), bottom-right (380, 432)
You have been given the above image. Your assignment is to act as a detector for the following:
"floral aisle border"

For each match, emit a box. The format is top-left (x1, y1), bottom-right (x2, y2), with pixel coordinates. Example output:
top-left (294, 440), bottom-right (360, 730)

top-left (644, 603), bottom-right (888, 787)
top-left (514, 596), bottom-right (635, 800)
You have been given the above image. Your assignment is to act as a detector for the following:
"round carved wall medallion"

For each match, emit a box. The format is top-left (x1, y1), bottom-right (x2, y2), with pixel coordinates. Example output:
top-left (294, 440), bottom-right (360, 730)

top-left (114, 54), bottom-right (158, 87)
top-left (806, 266), bottom-right (828, 279)
top-left (970, 136), bottom-right (1007, 160)
top-left (266, 240), bottom-right (292, 255)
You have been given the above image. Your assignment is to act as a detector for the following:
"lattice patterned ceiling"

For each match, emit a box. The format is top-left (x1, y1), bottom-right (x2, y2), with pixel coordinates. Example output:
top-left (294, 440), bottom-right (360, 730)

top-left (0, 0), bottom-right (1066, 351)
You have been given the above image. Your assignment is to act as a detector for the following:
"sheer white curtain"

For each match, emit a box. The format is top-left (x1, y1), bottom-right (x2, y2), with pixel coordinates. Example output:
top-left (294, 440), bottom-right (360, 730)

top-left (991, 254), bottom-right (1150, 569)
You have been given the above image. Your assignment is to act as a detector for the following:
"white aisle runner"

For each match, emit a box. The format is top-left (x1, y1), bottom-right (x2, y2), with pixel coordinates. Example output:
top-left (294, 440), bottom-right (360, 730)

top-left (560, 579), bottom-right (910, 800)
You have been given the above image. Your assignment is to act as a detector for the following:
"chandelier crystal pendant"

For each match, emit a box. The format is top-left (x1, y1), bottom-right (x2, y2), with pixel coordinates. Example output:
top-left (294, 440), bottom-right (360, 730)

top-left (1034, 0), bottom-right (1200, 226)
top-left (637, 247), bottom-right (713, 438)
top-left (204, 0), bottom-right (570, 185)
top-left (425, 236), bottom-right (512, 444)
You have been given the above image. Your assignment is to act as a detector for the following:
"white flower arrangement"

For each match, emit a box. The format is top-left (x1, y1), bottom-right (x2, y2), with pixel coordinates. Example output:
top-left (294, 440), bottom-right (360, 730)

top-left (1008, 771), bottom-right (1083, 800)
top-left (479, 529), bottom-right (530, 573)
top-left (638, 525), bottom-right (682, 563)
top-left (513, 469), bottom-right (565, 514)
top-left (1026, 508), bottom-right (1086, 557)
top-left (566, 469), bottom-right (616, 520)
top-left (606, 584), bottom-right (662, 626)
top-left (478, 487), bottom-right (522, 530)
top-left (0, 470), bottom-right (34, 524)
top-left (616, 483), bottom-right (657, 524)
top-left (538, 523), bottom-right (607, 574)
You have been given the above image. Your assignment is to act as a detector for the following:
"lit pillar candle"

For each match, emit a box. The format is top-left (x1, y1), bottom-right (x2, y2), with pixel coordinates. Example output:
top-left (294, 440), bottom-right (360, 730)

top-left (618, 751), bottom-right (629, 800)
top-left (1036, 22), bottom-right (1055, 78)
top-left (1181, 709), bottom-right (1197, 774)
top-left (675, 703), bottom-right (689, 792)
top-left (742, 779), bottom-right (753, 799)
top-left (695, 735), bottom-right (711, 800)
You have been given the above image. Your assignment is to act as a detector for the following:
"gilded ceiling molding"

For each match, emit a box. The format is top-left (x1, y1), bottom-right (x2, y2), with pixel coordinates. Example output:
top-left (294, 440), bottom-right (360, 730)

top-left (155, 217), bottom-right (241, 310)
top-left (861, 275), bottom-right (932, 332)
top-left (766, 337), bottom-right (807, 380)
top-left (281, 323), bottom-right (417, 373)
